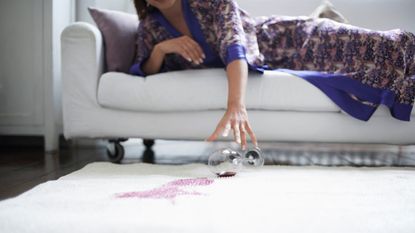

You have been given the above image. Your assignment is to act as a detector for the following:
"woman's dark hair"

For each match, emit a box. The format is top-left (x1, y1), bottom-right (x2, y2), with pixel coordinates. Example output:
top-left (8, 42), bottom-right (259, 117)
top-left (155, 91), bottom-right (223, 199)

top-left (134, 0), bottom-right (154, 20)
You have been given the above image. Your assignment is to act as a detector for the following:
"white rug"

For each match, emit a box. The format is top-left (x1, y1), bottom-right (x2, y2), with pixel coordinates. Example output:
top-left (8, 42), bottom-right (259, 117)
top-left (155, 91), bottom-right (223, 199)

top-left (0, 162), bottom-right (414, 233)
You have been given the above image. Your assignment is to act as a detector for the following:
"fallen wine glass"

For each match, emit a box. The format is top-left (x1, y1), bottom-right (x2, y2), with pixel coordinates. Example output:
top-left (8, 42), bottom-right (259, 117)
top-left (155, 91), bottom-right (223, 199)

top-left (208, 148), bottom-right (243, 177)
top-left (208, 146), bottom-right (264, 177)
top-left (242, 146), bottom-right (265, 168)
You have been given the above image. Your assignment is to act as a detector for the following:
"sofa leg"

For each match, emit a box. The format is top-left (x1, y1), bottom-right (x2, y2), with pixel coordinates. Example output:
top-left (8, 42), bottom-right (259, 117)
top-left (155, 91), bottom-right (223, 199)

top-left (142, 139), bottom-right (155, 163)
top-left (143, 139), bottom-right (155, 149)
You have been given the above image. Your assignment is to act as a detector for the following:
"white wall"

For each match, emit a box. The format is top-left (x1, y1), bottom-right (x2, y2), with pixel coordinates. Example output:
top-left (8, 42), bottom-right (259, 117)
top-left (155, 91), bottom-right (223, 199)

top-left (0, 0), bottom-right (45, 135)
top-left (238, 0), bottom-right (415, 33)
top-left (0, 0), bottom-right (74, 151)
top-left (75, 0), bottom-right (415, 33)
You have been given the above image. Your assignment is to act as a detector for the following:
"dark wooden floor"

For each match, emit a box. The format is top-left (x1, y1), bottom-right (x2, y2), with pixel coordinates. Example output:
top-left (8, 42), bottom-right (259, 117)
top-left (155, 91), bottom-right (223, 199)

top-left (1, 137), bottom-right (415, 201)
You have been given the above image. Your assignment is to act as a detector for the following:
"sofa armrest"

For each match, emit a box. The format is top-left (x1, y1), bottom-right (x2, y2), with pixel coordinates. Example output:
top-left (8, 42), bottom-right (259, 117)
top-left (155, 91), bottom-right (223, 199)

top-left (61, 22), bottom-right (104, 138)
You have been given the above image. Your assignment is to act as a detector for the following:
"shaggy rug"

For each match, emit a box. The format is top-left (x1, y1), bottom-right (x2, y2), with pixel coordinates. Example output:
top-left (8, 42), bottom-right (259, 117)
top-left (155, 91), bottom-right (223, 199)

top-left (0, 162), bottom-right (414, 233)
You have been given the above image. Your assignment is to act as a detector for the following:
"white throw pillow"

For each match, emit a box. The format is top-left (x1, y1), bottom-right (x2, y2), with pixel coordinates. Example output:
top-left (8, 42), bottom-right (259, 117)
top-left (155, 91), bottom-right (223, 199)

top-left (310, 0), bottom-right (349, 23)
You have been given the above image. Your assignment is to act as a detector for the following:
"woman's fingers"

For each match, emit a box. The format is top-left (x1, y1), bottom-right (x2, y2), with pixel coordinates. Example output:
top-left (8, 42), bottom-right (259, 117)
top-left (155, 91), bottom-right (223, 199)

top-left (245, 121), bottom-right (258, 147)
top-left (187, 39), bottom-right (205, 62)
top-left (240, 123), bottom-right (247, 150)
top-left (181, 50), bottom-right (193, 63)
top-left (179, 45), bottom-right (196, 64)
top-left (180, 37), bottom-right (204, 64)
top-left (222, 123), bottom-right (231, 137)
top-left (163, 36), bottom-right (205, 64)
top-left (175, 42), bottom-right (192, 62)
top-left (206, 127), bottom-right (220, 142)
top-left (206, 121), bottom-right (227, 142)
top-left (232, 121), bottom-right (241, 145)
top-left (181, 43), bottom-right (199, 63)
top-left (206, 110), bottom-right (258, 150)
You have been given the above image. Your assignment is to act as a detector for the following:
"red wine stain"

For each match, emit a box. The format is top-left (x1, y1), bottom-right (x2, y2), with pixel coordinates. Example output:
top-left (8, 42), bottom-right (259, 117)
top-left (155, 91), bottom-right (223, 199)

top-left (114, 178), bottom-right (214, 202)
top-left (216, 172), bottom-right (236, 177)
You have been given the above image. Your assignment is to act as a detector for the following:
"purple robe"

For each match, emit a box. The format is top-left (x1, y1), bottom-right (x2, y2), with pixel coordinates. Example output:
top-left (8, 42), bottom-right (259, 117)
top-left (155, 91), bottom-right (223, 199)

top-left (130, 0), bottom-right (415, 122)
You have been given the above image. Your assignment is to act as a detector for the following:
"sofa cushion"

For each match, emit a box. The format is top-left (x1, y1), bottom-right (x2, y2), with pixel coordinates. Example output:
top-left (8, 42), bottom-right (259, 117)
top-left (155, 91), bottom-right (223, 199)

top-left (97, 69), bottom-right (341, 112)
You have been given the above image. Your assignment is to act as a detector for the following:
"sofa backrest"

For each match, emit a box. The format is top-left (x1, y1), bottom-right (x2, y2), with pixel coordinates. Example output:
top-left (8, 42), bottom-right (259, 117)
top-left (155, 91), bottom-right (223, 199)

top-left (237, 0), bottom-right (415, 33)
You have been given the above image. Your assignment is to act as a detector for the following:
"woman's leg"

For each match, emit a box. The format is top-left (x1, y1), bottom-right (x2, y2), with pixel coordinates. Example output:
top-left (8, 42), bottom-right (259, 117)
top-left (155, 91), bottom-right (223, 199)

top-left (257, 16), bottom-right (415, 105)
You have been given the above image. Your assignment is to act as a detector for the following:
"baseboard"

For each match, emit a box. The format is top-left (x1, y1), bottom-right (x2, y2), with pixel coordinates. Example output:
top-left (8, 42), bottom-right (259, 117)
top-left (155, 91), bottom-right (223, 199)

top-left (0, 135), bottom-right (44, 148)
top-left (0, 135), bottom-right (108, 149)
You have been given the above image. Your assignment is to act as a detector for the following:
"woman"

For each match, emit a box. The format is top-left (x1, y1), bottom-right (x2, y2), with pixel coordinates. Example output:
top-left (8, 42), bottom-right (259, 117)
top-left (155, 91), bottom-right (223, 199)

top-left (130, 0), bottom-right (415, 150)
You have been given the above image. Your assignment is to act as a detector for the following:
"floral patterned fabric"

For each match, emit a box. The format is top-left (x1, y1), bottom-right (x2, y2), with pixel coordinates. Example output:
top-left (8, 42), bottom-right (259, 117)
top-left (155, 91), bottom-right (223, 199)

top-left (130, 0), bottom-right (415, 121)
top-left (255, 15), bottom-right (415, 121)
top-left (255, 16), bottom-right (415, 106)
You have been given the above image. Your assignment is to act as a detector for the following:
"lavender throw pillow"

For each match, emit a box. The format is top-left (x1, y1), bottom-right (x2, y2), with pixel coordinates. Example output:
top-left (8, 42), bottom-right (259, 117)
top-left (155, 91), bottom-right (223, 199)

top-left (88, 7), bottom-right (139, 73)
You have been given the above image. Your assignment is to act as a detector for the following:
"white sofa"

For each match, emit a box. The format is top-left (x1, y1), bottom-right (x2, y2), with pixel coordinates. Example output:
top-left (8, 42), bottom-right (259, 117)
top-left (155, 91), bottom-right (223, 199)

top-left (61, 0), bottom-right (415, 162)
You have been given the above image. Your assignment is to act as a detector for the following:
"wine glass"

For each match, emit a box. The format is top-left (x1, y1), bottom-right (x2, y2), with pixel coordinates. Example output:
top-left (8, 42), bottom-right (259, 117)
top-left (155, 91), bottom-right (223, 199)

top-left (242, 146), bottom-right (265, 167)
top-left (208, 148), bottom-right (243, 177)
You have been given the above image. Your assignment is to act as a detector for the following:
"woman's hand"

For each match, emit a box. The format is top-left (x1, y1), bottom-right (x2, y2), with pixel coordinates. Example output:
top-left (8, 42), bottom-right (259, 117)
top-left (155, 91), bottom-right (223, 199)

top-left (156, 36), bottom-right (205, 65)
top-left (206, 104), bottom-right (258, 150)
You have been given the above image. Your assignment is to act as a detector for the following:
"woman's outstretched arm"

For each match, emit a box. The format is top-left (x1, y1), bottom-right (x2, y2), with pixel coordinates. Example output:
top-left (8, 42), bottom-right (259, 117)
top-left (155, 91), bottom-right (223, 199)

top-left (206, 59), bottom-right (258, 150)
